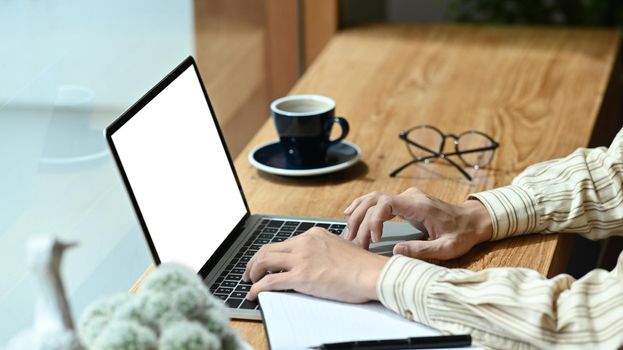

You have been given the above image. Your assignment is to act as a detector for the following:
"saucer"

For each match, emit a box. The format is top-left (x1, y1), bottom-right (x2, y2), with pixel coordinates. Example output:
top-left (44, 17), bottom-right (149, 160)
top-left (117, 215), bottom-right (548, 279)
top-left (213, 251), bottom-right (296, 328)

top-left (248, 141), bottom-right (361, 177)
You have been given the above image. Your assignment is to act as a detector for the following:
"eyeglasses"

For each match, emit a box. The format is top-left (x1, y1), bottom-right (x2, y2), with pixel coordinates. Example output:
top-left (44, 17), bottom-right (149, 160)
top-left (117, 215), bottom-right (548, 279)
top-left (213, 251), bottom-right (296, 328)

top-left (390, 125), bottom-right (499, 181)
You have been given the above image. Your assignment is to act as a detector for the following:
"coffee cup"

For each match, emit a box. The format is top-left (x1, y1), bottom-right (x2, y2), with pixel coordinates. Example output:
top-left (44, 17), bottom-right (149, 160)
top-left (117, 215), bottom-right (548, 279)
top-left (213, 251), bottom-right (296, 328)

top-left (271, 95), bottom-right (349, 168)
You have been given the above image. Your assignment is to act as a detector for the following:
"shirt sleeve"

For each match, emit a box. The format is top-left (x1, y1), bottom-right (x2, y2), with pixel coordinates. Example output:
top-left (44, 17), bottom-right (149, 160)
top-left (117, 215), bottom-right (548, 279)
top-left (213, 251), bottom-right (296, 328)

top-left (470, 128), bottom-right (623, 241)
top-left (377, 254), bottom-right (623, 349)
top-left (376, 130), bottom-right (623, 348)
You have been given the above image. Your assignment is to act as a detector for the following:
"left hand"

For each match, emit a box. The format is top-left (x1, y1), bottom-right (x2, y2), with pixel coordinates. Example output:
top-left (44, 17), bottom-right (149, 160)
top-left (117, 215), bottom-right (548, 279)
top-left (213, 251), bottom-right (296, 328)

top-left (242, 227), bottom-right (389, 303)
top-left (343, 188), bottom-right (493, 260)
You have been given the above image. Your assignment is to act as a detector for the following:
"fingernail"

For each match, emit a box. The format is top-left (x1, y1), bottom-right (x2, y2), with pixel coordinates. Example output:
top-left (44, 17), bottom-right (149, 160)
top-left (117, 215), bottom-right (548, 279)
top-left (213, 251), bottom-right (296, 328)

top-left (343, 227), bottom-right (350, 239)
top-left (371, 230), bottom-right (377, 242)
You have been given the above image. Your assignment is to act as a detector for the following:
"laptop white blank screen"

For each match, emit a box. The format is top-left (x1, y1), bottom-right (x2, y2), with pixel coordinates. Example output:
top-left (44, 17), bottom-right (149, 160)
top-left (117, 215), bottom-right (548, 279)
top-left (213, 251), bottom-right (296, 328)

top-left (111, 66), bottom-right (247, 272)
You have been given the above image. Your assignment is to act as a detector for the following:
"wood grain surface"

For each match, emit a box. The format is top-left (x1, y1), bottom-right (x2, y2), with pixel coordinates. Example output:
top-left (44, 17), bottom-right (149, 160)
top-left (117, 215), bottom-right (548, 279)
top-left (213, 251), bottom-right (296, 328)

top-left (130, 24), bottom-right (619, 349)
top-left (227, 24), bottom-right (620, 349)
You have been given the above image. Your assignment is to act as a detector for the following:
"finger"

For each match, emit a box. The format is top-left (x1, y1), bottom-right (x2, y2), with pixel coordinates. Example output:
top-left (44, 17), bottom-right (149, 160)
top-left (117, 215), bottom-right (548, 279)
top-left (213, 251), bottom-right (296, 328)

top-left (245, 252), bottom-right (292, 283)
top-left (354, 206), bottom-right (375, 249)
top-left (246, 272), bottom-right (293, 301)
top-left (243, 242), bottom-right (291, 281)
top-left (401, 186), bottom-right (424, 196)
top-left (346, 195), bottom-right (380, 240)
top-left (362, 194), bottom-right (423, 245)
top-left (344, 194), bottom-right (368, 216)
top-left (367, 195), bottom-right (397, 243)
top-left (345, 192), bottom-right (382, 215)
top-left (393, 239), bottom-right (447, 260)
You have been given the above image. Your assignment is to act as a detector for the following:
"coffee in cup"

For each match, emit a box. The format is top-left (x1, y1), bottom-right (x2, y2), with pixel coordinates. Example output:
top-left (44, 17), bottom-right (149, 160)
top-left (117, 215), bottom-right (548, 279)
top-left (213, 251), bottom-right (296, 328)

top-left (271, 95), bottom-right (349, 168)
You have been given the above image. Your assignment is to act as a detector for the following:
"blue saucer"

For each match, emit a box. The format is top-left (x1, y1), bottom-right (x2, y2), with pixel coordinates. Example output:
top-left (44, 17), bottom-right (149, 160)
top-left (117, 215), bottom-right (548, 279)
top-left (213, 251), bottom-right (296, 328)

top-left (248, 141), bottom-right (361, 177)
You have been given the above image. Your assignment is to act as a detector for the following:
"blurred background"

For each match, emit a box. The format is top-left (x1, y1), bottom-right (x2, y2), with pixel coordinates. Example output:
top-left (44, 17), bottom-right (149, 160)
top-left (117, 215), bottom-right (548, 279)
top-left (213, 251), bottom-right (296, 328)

top-left (1, 0), bottom-right (622, 346)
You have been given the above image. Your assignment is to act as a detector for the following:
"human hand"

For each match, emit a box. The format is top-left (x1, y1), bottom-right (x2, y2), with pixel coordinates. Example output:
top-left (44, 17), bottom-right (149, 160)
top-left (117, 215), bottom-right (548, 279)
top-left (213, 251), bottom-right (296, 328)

top-left (343, 187), bottom-right (493, 260)
top-left (242, 228), bottom-right (388, 303)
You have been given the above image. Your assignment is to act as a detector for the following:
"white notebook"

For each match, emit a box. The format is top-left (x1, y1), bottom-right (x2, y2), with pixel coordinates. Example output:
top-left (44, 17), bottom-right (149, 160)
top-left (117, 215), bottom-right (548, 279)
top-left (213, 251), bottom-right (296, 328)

top-left (258, 291), bottom-right (481, 350)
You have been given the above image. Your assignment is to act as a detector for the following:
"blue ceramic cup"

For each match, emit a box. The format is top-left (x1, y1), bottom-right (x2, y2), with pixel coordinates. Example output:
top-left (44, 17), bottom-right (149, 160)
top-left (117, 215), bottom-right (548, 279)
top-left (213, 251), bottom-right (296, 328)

top-left (271, 95), bottom-right (349, 168)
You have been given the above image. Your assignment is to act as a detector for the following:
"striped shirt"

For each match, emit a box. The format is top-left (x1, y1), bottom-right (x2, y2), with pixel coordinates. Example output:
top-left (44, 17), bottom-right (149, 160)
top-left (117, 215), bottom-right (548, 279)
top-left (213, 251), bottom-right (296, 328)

top-left (376, 129), bottom-right (623, 349)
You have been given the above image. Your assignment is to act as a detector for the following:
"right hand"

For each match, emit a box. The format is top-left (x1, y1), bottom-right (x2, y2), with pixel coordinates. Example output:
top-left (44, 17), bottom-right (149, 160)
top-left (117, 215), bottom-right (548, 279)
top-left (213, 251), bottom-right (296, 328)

top-left (242, 227), bottom-right (388, 303)
top-left (343, 187), bottom-right (493, 260)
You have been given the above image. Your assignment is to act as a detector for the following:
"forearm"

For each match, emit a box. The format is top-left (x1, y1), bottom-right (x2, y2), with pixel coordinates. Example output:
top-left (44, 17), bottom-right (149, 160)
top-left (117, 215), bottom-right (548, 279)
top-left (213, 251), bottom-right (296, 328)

top-left (377, 255), bottom-right (623, 349)
top-left (471, 128), bottom-right (623, 240)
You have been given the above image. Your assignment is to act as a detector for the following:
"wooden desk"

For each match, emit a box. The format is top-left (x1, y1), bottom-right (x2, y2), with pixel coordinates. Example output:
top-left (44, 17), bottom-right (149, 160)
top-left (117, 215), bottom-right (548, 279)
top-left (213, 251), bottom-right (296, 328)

top-left (227, 24), bottom-right (620, 348)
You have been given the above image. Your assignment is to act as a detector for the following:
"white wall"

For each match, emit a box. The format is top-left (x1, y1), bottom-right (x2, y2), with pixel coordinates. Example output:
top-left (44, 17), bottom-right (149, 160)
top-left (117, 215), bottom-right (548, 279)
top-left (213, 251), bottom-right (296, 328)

top-left (0, 0), bottom-right (194, 109)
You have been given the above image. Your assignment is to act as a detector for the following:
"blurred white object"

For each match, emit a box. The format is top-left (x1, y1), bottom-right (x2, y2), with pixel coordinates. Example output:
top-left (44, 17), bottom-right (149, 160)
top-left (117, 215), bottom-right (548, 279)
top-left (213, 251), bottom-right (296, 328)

top-left (79, 263), bottom-right (253, 350)
top-left (7, 237), bottom-right (83, 350)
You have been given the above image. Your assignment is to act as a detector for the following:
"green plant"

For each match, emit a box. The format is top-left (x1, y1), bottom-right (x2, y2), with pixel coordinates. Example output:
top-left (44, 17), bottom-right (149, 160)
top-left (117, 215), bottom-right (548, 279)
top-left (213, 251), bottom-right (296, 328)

top-left (448, 0), bottom-right (623, 27)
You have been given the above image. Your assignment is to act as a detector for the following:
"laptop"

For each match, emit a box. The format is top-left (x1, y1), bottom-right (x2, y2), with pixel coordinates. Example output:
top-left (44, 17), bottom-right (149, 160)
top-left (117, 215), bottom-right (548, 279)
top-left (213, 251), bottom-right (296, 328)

top-left (105, 56), bottom-right (423, 320)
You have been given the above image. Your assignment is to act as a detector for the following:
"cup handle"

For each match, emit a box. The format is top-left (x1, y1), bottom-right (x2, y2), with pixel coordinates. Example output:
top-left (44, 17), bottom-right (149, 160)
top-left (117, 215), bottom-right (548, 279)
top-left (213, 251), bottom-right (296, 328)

top-left (329, 116), bottom-right (349, 145)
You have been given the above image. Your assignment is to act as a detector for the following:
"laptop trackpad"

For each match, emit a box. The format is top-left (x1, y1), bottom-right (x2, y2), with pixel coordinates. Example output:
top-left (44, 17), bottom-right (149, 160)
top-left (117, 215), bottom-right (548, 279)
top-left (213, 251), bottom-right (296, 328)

top-left (368, 221), bottom-right (425, 256)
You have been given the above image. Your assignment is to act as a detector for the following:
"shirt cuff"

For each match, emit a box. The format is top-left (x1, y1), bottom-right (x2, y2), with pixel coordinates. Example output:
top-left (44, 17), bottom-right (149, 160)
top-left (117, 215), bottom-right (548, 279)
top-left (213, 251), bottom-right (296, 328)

top-left (469, 185), bottom-right (539, 240)
top-left (376, 255), bottom-right (446, 325)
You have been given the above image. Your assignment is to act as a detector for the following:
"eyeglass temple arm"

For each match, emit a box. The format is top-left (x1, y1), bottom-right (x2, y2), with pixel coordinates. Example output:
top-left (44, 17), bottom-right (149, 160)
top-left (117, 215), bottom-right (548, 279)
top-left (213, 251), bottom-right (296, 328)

top-left (442, 155), bottom-right (472, 181)
top-left (404, 138), bottom-right (498, 157)
top-left (447, 144), bottom-right (499, 156)
top-left (389, 158), bottom-right (422, 177)
top-left (389, 154), bottom-right (473, 181)
top-left (396, 137), bottom-right (495, 180)
top-left (390, 137), bottom-right (439, 177)
top-left (402, 137), bottom-right (439, 155)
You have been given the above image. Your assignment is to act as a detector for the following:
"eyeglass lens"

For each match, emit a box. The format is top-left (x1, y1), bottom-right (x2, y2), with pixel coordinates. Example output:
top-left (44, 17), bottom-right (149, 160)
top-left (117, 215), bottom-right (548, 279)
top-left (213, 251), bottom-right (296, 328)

top-left (456, 131), bottom-right (495, 169)
top-left (405, 126), bottom-right (443, 162)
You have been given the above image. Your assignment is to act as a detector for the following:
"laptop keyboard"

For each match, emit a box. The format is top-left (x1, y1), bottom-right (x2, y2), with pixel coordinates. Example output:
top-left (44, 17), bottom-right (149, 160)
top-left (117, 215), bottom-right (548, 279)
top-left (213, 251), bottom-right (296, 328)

top-left (208, 219), bottom-right (345, 310)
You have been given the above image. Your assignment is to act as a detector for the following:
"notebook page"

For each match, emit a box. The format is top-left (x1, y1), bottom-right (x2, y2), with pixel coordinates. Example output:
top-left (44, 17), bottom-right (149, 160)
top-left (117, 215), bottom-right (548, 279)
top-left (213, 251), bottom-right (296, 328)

top-left (258, 292), bottom-right (480, 350)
